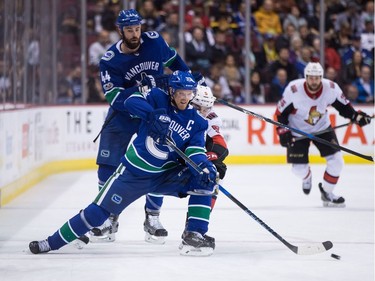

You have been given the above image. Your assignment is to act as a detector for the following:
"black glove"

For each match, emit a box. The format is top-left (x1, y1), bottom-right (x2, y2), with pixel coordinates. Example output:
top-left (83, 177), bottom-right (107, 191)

top-left (352, 111), bottom-right (372, 127)
top-left (189, 161), bottom-right (218, 195)
top-left (138, 72), bottom-right (156, 93)
top-left (276, 127), bottom-right (294, 147)
top-left (147, 109), bottom-right (171, 144)
top-left (206, 151), bottom-right (227, 179)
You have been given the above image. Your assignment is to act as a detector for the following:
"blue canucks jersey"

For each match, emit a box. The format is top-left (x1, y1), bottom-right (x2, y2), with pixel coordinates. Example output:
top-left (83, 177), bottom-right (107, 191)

top-left (122, 88), bottom-right (209, 176)
top-left (99, 31), bottom-right (188, 112)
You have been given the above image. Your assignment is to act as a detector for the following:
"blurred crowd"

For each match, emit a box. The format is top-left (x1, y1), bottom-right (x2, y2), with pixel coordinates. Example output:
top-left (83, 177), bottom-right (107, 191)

top-left (30, 0), bottom-right (375, 104)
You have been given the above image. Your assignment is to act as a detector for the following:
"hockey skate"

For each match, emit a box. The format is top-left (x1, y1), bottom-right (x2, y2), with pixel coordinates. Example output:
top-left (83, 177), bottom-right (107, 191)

top-left (73, 234), bottom-right (90, 249)
top-left (302, 174), bottom-right (312, 195)
top-left (144, 211), bottom-right (168, 244)
top-left (89, 214), bottom-right (119, 243)
top-left (319, 183), bottom-right (345, 208)
top-left (29, 239), bottom-right (51, 254)
top-left (179, 231), bottom-right (215, 256)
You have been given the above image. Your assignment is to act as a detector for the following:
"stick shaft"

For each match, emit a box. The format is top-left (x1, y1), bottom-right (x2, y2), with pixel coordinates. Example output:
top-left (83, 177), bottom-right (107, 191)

top-left (216, 99), bottom-right (373, 162)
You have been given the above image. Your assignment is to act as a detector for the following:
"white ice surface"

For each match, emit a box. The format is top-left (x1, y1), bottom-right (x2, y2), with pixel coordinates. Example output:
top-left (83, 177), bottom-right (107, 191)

top-left (0, 164), bottom-right (373, 281)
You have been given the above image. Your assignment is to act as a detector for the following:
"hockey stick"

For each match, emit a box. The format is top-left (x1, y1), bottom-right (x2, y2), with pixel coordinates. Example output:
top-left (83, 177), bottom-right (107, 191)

top-left (93, 110), bottom-right (117, 143)
top-left (165, 138), bottom-right (333, 255)
top-left (295, 115), bottom-right (375, 141)
top-left (216, 99), bottom-right (373, 162)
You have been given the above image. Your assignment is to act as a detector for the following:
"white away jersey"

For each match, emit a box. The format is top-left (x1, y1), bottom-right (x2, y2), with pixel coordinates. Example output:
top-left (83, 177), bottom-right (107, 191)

top-left (205, 110), bottom-right (223, 139)
top-left (276, 78), bottom-right (350, 136)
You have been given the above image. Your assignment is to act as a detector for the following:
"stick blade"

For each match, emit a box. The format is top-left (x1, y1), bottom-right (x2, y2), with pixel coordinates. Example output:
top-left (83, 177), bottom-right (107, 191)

top-left (296, 241), bottom-right (333, 255)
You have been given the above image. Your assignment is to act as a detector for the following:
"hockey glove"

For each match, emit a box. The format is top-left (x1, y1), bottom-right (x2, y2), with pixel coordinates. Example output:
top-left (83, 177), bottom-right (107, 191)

top-left (147, 109), bottom-right (171, 144)
top-left (189, 161), bottom-right (219, 195)
top-left (206, 152), bottom-right (227, 179)
top-left (192, 72), bottom-right (207, 86)
top-left (352, 111), bottom-right (372, 127)
top-left (138, 72), bottom-right (156, 93)
top-left (276, 127), bottom-right (294, 147)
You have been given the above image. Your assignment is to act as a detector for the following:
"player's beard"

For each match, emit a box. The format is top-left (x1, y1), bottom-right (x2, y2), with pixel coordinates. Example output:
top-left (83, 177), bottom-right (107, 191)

top-left (123, 36), bottom-right (140, 50)
top-left (306, 81), bottom-right (321, 93)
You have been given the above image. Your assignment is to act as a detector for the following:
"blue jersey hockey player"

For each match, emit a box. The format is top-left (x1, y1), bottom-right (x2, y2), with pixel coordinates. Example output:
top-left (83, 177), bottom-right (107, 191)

top-left (29, 71), bottom-right (218, 256)
top-left (92, 9), bottom-right (190, 242)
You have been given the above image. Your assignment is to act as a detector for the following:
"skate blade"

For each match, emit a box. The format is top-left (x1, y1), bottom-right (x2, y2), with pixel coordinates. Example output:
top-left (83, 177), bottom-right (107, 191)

top-left (178, 244), bottom-right (214, 257)
top-left (144, 232), bottom-right (166, 245)
top-left (322, 201), bottom-right (346, 208)
top-left (89, 233), bottom-right (116, 243)
top-left (72, 239), bottom-right (87, 249)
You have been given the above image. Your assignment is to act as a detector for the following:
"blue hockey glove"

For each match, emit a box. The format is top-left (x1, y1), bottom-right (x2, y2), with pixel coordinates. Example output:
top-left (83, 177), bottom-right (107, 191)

top-left (352, 111), bottom-right (372, 127)
top-left (138, 72), bottom-right (156, 93)
top-left (189, 161), bottom-right (218, 195)
top-left (192, 72), bottom-right (207, 86)
top-left (147, 109), bottom-right (171, 144)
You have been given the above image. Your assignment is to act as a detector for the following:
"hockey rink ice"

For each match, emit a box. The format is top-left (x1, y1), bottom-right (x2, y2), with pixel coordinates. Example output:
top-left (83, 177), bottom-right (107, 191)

top-left (0, 164), bottom-right (373, 281)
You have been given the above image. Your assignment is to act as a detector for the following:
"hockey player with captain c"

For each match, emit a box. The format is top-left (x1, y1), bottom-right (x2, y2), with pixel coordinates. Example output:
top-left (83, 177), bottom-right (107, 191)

top-left (29, 70), bottom-right (218, 256)
top-left (144, 84), bottom-right (229, 244)
top-left (275, 62), bottom-right (372, 207)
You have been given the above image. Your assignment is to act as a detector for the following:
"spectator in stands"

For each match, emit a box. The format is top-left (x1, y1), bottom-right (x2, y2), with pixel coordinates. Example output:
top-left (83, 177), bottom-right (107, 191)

top-left (341, 35), bottom-right (373, 67)
top-left (139, 0), bottom-right (163, 32)
top-left (288, 35), bottom-right (303, 65)
top-left (334, 2), bottom-right (362, 37)
top-left (345, 84), bottom-right (359, 104)
top-left (210, 30), bottom-right (230, 65)
top-left (325, 66), bottom-right (343, 88)
top-left (341, 50), bottom-right (364, 85)
top-left (56, 63), bottom-right (73, 104)
top-left (283, 5), bottom-right (308, 32)
top-left (185, 26), bottom-right (213, 74)
top-left (88, 30), bottom-right (111, 66)
top-left (266, 47), bottom-right (298, 84)
top-left (310, 37), bottom-right (341, 73)
top-left (307, 2), bottom-right (335, 41)
top-left (275, 23), bottom-right (298, 51)
top-left (361, 17), bottom-right (375, 53)
top-left (254, 32), bottom-right (278, 73)
top-left (185, 15), bottom-right (215, 47)
top-left (100, 0), bottom-right (121, 43)
top-left (205, 63), bottom-right (232, 102)
top-left (297, 23), bottom-right (314, 47)
top-left (295, 45), bottom-right (312, 78)
top-left (254, 0), bottom-right (282, 36)
top-left (267, 68), bottom-right (288, 103)
top-left (222, 54), bottom-right (244, 102)
top-left (360, 1), bottom-right (374, 32)
top-left (159, 12), bottom-right (179, 49)
top-left (232, 2), bottom-right (262, 49)
top-left (66, 65), bottom-right (83, 104)
top-left (87, 65), bottom-right (105, 104)
top-left (351, 65), bottom-right (374, 104)
top-left (250, 70), bottom-right (267, 104)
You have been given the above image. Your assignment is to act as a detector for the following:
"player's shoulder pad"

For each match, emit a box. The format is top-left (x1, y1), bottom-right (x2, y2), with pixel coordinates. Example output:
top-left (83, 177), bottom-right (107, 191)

top-left (206, 111), bottom-right (218, 120)
top-left (142, 31), bottom-right (160, 40)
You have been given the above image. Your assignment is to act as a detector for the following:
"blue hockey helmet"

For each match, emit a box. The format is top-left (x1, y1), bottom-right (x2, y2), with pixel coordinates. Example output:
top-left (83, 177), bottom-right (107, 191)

top-left (168, 71), bottom-right (197, 95)
top-left (116, 9), bottom-right (143, 29)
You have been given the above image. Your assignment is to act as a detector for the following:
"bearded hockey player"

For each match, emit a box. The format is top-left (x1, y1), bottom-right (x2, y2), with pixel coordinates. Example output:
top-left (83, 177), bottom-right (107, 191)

top-left (275, 62), bottom-right (371, 207)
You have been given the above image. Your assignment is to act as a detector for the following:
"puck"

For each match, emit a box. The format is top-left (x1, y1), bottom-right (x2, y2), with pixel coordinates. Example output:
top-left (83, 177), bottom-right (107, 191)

top-left (331, 253), bottom-right (341, 260)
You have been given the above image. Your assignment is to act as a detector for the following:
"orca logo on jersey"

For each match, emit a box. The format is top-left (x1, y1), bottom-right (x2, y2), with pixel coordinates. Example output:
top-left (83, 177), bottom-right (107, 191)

top-left (111, 194), bottom-right (122, 204)
top-left (102, 51), bottom-right (115, 61)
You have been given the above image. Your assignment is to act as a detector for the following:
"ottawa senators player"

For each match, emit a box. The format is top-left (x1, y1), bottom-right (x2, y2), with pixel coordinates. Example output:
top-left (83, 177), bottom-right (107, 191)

top-left (275, 62), bottom-right (371, 207)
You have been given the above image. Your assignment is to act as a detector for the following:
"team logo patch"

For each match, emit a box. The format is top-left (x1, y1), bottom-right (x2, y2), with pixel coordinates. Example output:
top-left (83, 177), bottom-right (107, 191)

top-left (111, 194), bottom-right (122, 204)
top-left (100, 150), bottom-right (110, 157)
top-left (102, 51), bottom-right (115, 61)
top-left (103, 82), bottom-right (114, 91)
